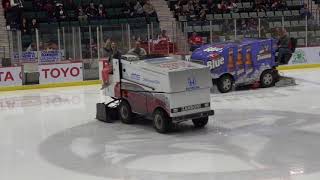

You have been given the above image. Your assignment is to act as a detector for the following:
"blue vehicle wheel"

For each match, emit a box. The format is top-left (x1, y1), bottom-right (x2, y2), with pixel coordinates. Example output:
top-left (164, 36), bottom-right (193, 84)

top-left (260, 70), bottom-right (276, 88)
top-left (217, 75), bottom-right (234, 93)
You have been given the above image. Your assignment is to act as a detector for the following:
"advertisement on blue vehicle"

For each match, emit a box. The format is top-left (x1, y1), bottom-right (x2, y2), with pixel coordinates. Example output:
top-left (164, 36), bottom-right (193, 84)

top-left (191, 39), bottom-right (276, 84)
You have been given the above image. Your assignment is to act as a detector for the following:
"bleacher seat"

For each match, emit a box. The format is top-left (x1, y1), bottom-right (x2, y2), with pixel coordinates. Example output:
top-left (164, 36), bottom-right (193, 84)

top-left (223, 14), bottom-right (232, 19)
top-left (275, 11), bottom-right (283, 17)
top-left (283, 10), bottom-right (292, 17)
top-left (266, 11), bottom-right (275, 17)
top-left (214, 14), bottom-right (223, 20)
top-left (206, 14), bottom-right (214, 21)
top-left (240, 12), bottom-right (249, 19)
top-left (289, 31), bottom-right (298, 38)
top-left (297, 38), bottom-right (305, 46)
top-left (231, 13), bottom-right (240, 19)
top-left (258, 12), bottom-right (266, 18)
top-left (249, 12), bottom-right (258, 18)
top-left (298, 31), bottom-right (306, 37)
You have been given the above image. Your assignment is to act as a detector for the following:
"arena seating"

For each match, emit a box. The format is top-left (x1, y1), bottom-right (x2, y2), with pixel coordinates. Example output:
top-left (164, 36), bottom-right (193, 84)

top-left (14, 0), bottom-right (157, 27)
top-left (3, 0), bottom-right (160, 53)
top-left (166, 0), bottom-right (320, 47)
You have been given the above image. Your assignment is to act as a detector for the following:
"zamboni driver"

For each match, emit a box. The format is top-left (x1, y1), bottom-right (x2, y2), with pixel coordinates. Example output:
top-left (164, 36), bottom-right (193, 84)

top-left (128, 41), bottom-right (147, 58)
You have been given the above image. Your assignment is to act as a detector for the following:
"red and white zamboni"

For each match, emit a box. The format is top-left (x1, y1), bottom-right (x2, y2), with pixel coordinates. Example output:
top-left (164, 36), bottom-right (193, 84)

top-left (96, 55), bottom-right (214, 133)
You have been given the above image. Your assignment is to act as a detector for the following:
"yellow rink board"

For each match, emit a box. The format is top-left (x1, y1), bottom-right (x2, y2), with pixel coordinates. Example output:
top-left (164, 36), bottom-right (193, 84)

top-left (0, 80), bottom-right (101, 92)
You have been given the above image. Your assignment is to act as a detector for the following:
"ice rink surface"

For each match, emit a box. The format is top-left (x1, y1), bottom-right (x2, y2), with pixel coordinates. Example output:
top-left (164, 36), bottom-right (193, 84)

top-left (1, 69), bottom-right (320, 180)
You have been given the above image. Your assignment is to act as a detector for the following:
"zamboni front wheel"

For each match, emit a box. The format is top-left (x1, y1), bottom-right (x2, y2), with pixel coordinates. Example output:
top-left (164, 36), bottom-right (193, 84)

top-left (119, 100), bottom-right (134, 124)
top-left (192, 117), bottom-right (209, 128)
top-left (217, 75), bottom-right (234, 93)
top-left (260, 70), bottom-right (276, 88)
top-left (153, 109), bottom-right (172, 133)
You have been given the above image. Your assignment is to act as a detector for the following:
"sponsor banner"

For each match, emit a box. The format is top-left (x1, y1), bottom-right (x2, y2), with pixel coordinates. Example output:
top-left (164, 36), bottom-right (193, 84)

top-left (11, 52), bottom-right (37, 63)
top-left (12, 50), bottom-right (64, 63)
top-left (289, 47), bottom-right (320, 65)
top-left (0, 66), bottom-right (23, 87)
top-left (39, 62), bottom-right (83, 84)
top-left (40, 50), bottom-right (64, 63)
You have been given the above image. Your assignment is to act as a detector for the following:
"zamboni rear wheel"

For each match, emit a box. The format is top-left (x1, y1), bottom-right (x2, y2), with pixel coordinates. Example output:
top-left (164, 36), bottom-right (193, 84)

top-left (119, 100), bottom-right (134, 124)
top-left (192, 117), bottom-right (209, 128)
top-left (153, 109), bottom-right (172, 133)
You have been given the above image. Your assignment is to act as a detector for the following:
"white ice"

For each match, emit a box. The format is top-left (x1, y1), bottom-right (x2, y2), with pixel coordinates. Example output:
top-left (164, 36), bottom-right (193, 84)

top-left (1, 69), bottom-right (320, 180)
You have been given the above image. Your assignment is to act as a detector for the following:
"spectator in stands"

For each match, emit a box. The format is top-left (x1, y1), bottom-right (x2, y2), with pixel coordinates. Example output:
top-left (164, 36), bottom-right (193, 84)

top-left (10, 0), bottom-right (23, 8)
top-left (20, 17), bottom-right (29, 35)
top-left (143, 0), bottom-right (158, 23)
top-left (227, 0), bottom-right (238, 12)
top-left (260, 25), bottom-right (267, 38)
top-left (174, 1), bottom-right (182, 17)
top-left (104, 38), bottom-right (112, 51)
top-left (26, 42), bottom-right (36, 51)
top-left (2, 0), bottom-right (11, 12)
top-left (2, 0), bottom-right (11, 18)
top-left (189, 32), bottom-right (203, 51)
top-left (134, 1), bottom-right (144, 17)
top-left (30, 18), bottom-right (39, 34)
top-left (271, 0), bottom-right (287, 11)
top-left (194, 1), bottom-right (203, 18)
top-left (254, 0), bottom-right (267, 12)
top-left (206, 0), bottom-right (216, 14)
top-left (43, 0), bottom-right (56, 22)
top-left (300, 4), bottom-right (311, 18)
top-left (86, 1), bottom-right (98, 19)
top-left (240, 19), bottom-right (247, 33)
top-left (97, 3), bottom-right (107, 19)
top-left (199, 6), bottom-right (207, 21)
top-left (128, 41), bottom-right (147, 58)
top-left (217, 0), bottom-right (228, 13)
top-left (77, 5), bottom-right (88, 24)
top-left (56, 4), bottom-right (67, 21)
top-left (187, 0), bottom-right (195, 14)
top-left (248, 18), bottom-right (257, 30)
top-left (159, 30), bottom-right (170, 41)
top-left (106, 42), bottom-right (122, 60)
top-left (279, 0), bottom-right (288, 10)
top-left (32, 0), bottom-right (42, 11)
top-left (123, 1), bottom-right (134, 17)
top-left (46, 41), bottom-right (59, 50)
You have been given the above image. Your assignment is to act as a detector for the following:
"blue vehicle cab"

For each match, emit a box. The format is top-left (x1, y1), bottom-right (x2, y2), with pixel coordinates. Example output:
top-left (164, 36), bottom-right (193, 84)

top-left (191, 38), bottom-right (279, 93)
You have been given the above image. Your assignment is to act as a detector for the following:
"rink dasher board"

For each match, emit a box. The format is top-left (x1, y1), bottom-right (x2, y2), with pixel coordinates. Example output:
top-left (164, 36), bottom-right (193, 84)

top-left (38, 62), bottom-right (84, 85)
top-left (0, 66), bottom-right (23, 87)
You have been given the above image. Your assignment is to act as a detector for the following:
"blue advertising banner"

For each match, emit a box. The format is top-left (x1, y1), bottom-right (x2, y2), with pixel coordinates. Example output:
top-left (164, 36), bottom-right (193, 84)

top-left (11, 50), bottom-right (64, 63)
top-left (21, 51), bottom-right (37, 63)
top-left (40, 50), bottom-right (63, 63)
